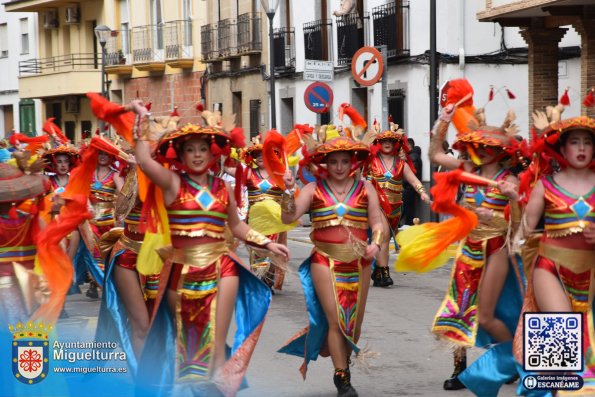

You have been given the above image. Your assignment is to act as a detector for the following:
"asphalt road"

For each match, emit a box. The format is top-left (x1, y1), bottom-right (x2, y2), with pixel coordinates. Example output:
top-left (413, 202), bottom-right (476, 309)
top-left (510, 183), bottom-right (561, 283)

top-left (59, 226), bottom-right (518, 397)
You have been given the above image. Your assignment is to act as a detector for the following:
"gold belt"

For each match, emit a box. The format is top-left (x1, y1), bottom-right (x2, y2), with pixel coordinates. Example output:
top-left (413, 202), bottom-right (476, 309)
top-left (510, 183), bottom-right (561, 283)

top-left (539, 243), bottom-right (595, 274)
top-left (313, 240), bottom-right (364, 263)
top-left (383, 190), bottom-right (402, 203)
top-left (117, 233), bottom-right (143, 254)
top-left (468, 216), bottom-right (508, 241)
top-left (158, 241), bottom-right (229, 269)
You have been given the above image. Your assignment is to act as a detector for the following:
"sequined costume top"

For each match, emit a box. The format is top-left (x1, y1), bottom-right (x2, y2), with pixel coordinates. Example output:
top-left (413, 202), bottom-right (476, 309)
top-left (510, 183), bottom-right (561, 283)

top-left (0, 212), bottom-right (35, 276)
top-left (311, 180), bottom-right (369, 231)
top-left (463, 168), bottom-right (510, 213)
top-left (542, 176), bottom-right (595, 238)
top-left (167, 174), bottom-right (229, 247)
top-left (366, 155), bottom-right (404, 203)
top-left (90, 168), bottom-right (117, 227)
top-left (246, 169), bottom-right (283, 205)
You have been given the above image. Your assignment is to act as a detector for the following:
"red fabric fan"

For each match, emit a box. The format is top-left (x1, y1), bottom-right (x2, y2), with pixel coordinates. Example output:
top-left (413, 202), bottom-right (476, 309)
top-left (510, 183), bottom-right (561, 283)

top-left (89, 136), bottom-right (127, 161)
top-left (87, 92), bottom-right (135, 145)
top-left (8, 133), bottom-right (49, 152)
top-left (262, 129), bottom-right (288, 190)
top-left (42, 118), bottom-right (70, 145)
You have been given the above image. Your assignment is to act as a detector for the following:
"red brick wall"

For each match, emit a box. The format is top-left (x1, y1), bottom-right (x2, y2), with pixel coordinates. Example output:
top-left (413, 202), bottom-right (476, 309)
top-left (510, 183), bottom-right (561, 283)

top-left (521, 27), bottom-right (567, 125)
top-left (123, 72), bottom-right (204, 124)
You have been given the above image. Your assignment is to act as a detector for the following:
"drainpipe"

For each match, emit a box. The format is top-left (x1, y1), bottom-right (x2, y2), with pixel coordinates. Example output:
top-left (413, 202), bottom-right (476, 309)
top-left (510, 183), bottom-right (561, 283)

top-left (459, 0), bottom-right (465, 74)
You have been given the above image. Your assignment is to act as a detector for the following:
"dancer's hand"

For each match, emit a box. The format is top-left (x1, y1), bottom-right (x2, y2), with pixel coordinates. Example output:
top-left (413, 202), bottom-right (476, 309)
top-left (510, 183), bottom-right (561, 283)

top-left (420, 192), bottom-right (431, 204)
top-left (364, 243), bottom-right (380, 260)
top-left (439, 104), bottom-right (455, 123)
top-left (266, 242), bottom-right (291, 260)
top-left (497, 180), bottom-right (518, 200)
top-left (283, 169), bottom-right (296, 191)
top-left (127, 99), bottom-right (148, 117)
top-left (475, 207), bottom-right (493, 223)
top-left (584, 223), bottom-right (595, 245)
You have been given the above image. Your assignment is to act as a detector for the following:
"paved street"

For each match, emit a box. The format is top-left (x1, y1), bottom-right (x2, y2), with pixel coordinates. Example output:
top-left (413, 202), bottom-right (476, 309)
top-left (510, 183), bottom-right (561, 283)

top-left (59, 226), bottom-right (518, 397)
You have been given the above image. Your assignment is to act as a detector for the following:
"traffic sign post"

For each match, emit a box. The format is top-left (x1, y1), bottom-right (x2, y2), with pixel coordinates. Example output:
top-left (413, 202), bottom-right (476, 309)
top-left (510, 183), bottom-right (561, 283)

top-left (439, 81), bottom-right (451, 108)
top-left (351, 46), bottom-right (384, 87)
top-left (304, 82), bottom-right (333, 114)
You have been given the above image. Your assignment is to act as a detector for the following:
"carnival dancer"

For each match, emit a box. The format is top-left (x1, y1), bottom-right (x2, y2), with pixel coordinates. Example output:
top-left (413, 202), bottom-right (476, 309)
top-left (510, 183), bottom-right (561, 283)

top-left (0, 159), bottom-right (49, 325)
top-left (512, 110), bottom-right (595, 395)
top-left (129, 100), bottom-right (289, 396)
top-left (365, 124), bottom-right (430, 287)
top-left (427, 80), bottom-right (525, 393)
top-left (278, 126), bottom-right (383, 397)
top-left (79, 147), bottom-right (124, 299)
top-left (241, 135), bottom-right (287, 291)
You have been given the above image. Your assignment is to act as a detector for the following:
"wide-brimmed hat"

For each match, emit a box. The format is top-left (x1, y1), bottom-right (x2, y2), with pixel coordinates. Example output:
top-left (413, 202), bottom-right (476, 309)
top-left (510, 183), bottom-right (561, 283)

top-left (309, 136), bottom-right (370, 163)
top-left (0, 163), bottom-right (49, 203)
top-left (156, 124), bottom-right (231, 159)
top-left (240, 135), bottom-right (264, 168)
top-left (41, 145), bottom-right (80, 173)
top-left (544, 116), bottom-right (595, 143)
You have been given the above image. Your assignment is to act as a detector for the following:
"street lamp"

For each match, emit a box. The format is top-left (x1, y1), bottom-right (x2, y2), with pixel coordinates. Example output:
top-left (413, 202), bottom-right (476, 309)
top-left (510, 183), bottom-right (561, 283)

top-left (260, 0), bottom-right (279, 129)
top-left (94, 25), bottom-right (111, 99)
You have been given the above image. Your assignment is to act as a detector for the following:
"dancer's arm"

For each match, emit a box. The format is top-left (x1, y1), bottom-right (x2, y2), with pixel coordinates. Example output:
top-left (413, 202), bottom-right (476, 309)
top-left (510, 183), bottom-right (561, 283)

top-left (429, 105), bottom-right (473, 172)
top-left (522, 179), bottom-right (545, 233)
top-left (364, 181), bottom-right (383, 260)
top-left (225, 182), bottom-right (290, 258)
top-left (129, 100), bottom-right (180, 205)
top-left (280, 170), bottom-right (315, 224)
top-left (402, 163), bottom-right (431, 203)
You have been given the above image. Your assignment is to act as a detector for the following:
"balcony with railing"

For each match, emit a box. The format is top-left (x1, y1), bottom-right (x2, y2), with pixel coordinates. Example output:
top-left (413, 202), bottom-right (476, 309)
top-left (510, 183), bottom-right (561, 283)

top-left (217, 18), bottom-right (238, 59)
top-left (336, 12), bottom-right (369, 66)
top-left (273, 27), bottom-right (295, 73)
top-left (131, 24), bottom-right (165, 72)
top-left (237, 12), bottom-right (262, 55)
top-left (163, 20), bottom-right (194, 68)
top-left (372, 1), bottom-right (410, 60)
top-left (17, 53), bottom-right (101, 98)
top-left (201, 23), bottom-right (218, 61)
top-left (303, 19), bottom-right (333, 61)
top-left (104, 30), bottom-right (133, 75)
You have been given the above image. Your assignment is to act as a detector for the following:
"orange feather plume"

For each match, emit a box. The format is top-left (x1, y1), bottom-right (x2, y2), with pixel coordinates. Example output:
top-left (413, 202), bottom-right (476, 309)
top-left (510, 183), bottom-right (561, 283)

top-left (42, 118), bottom-right (70, 145)
top-left (338, 103), bottom-right (367, 130)
top-left (446, 79), bottom-right (476, 135)
top-left (262, 129), bottom-right (287, 190)
top-left (87, 92), bottom-right (135, 145)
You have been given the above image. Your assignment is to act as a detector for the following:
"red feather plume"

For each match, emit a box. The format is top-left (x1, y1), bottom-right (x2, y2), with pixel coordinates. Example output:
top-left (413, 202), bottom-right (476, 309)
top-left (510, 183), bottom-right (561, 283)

top-left (338, 103), bottom-right (367, 129)
top-left (230, 127), bottom-right (246, 148)
top-left (446, 79), bottom-right (476, 134)
top-left (262, 129), bottom-right (287, 190)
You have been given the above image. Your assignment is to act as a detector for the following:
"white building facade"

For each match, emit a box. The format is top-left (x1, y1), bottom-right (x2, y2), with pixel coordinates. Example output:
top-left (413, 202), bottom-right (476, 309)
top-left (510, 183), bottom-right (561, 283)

top-left (273, 0), bottom-right (582, 183)
top-left (0, 4), bottom-right (41, 138)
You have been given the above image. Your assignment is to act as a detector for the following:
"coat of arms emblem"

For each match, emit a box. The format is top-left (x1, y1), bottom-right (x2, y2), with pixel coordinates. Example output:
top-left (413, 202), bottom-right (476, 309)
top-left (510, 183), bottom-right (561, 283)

top-left (9, 321), bottom-right (52, 384)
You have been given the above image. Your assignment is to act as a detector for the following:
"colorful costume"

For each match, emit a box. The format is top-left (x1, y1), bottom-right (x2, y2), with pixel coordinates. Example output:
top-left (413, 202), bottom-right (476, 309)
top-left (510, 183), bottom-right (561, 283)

top-left (366, 155), bottom-right (404, 235)
top-left (136, 119), bottom-right (271, 397)
top-left (279, 135), bottom-right (375, 382)
top-left (512, 115), bottom-right (595, 396)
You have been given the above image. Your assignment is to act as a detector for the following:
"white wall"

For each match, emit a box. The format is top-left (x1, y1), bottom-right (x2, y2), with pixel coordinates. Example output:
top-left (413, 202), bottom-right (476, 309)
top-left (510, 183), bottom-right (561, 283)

top-left (0, 5), bottom-right (40, 137)
top-left (275, 0), bottom-right (583, 182)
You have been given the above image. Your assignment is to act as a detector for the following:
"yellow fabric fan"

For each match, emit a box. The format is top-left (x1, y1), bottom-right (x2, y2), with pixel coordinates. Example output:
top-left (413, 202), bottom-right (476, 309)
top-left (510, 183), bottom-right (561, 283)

top-left (395, 224), bottom-right (451, 273)
top-left (137, 232), bottom-right (168, 275)
top-left (248, 199), bottom-right (298, 235)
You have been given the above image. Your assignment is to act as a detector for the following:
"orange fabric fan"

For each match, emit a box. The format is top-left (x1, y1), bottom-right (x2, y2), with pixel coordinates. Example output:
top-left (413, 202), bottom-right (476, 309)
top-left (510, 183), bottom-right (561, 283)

top-left (446, 79), bottom-right (476, 134)
top-left (262, 129), bottom-right (287, 190)
top-left (42, 118), bottom-right (70, 145)
top-left (32, 146), bottom-right (98, 323)
top-left (89, 136), bottom-right (129, 162)
top-left (87, 92), bottom-right (136, 145)
top-left (286, 124), bottom-right (314, 154)
top-left (395, 169), bottom-right (482, 272)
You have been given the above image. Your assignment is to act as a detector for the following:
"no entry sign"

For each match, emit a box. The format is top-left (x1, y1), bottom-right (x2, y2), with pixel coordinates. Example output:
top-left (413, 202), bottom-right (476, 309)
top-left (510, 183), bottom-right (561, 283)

top-left (351, 46), bottom-right (384, 87)
top-left (304, 82), bottom-right (333, 113)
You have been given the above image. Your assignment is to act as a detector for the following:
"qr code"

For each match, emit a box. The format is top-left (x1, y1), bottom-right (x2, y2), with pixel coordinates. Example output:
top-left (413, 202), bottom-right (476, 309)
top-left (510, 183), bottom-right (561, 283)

top-left (524, 312), bottom-right (582, 372)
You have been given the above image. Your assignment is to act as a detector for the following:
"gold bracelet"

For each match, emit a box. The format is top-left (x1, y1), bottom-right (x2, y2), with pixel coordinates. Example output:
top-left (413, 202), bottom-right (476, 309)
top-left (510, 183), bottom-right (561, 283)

top-left (245, 229), bottom-right (272, 247)
top-left (371, 230), bottom-right (384, 246)
top-left (281, 190), bottom-right (296, 214)
top-left (415, 183), bottom-right (425, 194)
